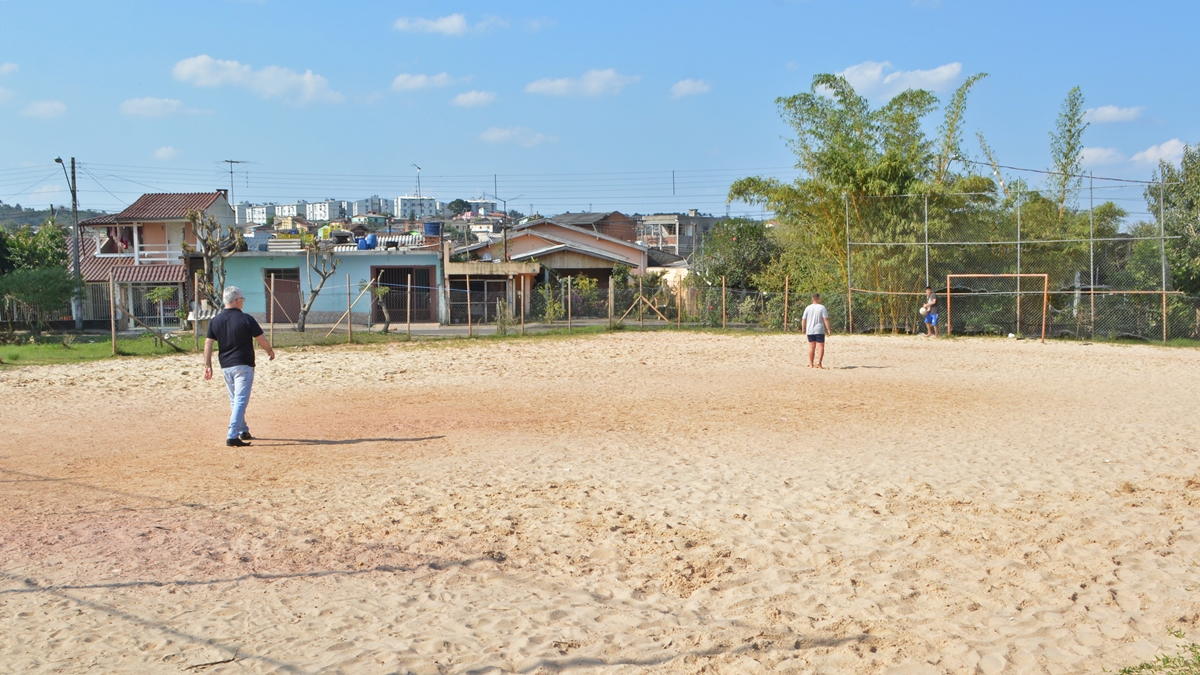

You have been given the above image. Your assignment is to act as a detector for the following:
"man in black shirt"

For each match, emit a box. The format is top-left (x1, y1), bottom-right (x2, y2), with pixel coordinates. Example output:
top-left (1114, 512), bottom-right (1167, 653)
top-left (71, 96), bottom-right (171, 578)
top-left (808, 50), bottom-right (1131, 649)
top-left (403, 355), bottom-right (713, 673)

top-left (204, 286), bottom-right (275, 446)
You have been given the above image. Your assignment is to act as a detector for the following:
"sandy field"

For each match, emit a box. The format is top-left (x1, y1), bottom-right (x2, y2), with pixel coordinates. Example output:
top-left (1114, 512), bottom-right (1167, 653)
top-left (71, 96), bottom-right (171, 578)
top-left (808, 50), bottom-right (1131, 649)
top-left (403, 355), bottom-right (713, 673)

top-left (1, 332), bottom-right (1199, 675)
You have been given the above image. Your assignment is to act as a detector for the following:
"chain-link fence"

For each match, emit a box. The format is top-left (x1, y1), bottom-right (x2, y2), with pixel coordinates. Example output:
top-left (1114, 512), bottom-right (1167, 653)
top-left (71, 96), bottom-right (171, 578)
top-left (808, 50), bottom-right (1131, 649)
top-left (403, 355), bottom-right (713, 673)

top-left (845, 181), bottom-right (1198, 341)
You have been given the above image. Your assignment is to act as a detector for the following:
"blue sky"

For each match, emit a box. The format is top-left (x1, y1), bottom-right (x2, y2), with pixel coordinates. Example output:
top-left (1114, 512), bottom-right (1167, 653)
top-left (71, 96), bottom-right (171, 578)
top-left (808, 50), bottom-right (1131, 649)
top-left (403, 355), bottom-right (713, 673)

top-left (0, 0), bottom-right (1196, 217)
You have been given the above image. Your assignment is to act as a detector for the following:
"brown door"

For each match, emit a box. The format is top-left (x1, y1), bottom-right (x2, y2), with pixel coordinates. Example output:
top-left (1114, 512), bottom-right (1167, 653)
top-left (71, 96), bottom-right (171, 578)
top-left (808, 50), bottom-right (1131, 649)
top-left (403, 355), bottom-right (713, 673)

top-left (264, 268), bottom-right (301, 323)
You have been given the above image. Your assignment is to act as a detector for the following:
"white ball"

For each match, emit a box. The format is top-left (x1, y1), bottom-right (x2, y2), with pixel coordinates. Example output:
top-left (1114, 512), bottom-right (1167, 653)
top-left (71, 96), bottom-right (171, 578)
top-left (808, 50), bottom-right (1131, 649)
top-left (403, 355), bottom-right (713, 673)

top-left (919, 307), bottom-right (928, 316)
top-left (1008, 333), bottom-right (1016, 338)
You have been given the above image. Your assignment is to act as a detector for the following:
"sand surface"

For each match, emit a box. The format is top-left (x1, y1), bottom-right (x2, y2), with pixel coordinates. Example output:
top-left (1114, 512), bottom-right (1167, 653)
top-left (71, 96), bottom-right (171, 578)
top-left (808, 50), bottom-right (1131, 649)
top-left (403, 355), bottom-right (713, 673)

top-left (1, 332), bottom-right (1199, 674)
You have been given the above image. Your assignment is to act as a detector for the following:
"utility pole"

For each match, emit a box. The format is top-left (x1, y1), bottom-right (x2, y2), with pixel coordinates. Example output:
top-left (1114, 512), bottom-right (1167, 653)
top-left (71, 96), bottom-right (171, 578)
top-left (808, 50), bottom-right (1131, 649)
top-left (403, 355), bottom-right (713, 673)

top-left (56, 157), bottom-right (82, 331)
top-left (412, 164), bottom-right (422, 198)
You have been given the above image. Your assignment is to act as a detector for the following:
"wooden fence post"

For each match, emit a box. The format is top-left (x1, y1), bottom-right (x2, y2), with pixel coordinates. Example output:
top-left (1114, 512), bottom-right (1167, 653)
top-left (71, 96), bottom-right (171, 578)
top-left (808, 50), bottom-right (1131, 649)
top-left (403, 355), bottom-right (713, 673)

top-left (407, 273), bottom-right (412, 339)
top-left (784, 275), bottom-right (789, 332)
top-left (567, 276), bottom-right (573, 333)
top-left (722, 276), bottom-right (727, 329)
top-left (466, 273), bottom-right (473, 337)
top-left (346, 273), bottom-right (352, 344)
top-left (520, 283), bottom-right (526, 335)
top-left (109, 269), bottom-right (117, 356)
top-left (192, 271), bottom-right (200, 351)
top-left (607, 279), bottom-right (614, 328)
top-left (269, 273), bottom-right (276, 348)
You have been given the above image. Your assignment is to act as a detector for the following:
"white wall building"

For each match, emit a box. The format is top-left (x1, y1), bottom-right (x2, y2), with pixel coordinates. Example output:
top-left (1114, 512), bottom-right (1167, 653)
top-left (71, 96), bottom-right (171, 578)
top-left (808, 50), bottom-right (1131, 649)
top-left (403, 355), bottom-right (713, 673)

top-left (467, 199), bottom-right (497, 216)
top-left (307, 200), bottom-right (344, 222)
top-left (247, 203), bottom-right (276, 225)
top-left (233, 201), bottom-right (251, 225)
top-left (276, 201), bottom-right (308, 218)
top-left (395, 195), bottom-right (441, 220)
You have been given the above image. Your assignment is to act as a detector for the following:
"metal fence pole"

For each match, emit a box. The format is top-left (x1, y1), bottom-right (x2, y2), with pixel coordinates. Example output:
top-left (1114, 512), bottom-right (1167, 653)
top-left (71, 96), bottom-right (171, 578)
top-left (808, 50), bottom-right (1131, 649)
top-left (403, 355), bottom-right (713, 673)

top-left (924, 193), bottom-right (930, 288)
top-left (1016, 184), bottom-right (1022, 335)
top-left (1161, 180), bottom-right (1168, 343)
top-left (346, 273), bottom-right (352, 344)
top-left (1089, 173), bottom-right (1095, 339)
top-left (845, 194), bottom-right (852, 333)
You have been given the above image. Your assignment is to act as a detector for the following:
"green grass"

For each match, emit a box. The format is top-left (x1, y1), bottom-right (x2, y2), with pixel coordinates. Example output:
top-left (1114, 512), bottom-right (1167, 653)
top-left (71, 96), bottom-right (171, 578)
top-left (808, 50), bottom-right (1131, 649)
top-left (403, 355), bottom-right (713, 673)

top-left (0, 334), bottom-right (184, 366)
top-left (1113, 640), bottom-right (1200, 674)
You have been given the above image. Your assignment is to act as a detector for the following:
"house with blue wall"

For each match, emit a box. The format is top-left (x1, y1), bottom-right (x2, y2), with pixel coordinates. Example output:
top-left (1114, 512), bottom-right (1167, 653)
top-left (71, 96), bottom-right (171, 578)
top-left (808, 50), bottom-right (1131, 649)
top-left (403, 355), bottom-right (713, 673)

top-left (223, 243), bottom-right (445, 326)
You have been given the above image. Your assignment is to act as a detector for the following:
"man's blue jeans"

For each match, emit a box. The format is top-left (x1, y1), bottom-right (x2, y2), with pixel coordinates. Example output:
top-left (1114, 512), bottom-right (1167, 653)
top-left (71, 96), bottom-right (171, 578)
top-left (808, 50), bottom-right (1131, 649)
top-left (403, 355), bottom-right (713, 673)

top-left (221, 365), bottom-right (255, 440)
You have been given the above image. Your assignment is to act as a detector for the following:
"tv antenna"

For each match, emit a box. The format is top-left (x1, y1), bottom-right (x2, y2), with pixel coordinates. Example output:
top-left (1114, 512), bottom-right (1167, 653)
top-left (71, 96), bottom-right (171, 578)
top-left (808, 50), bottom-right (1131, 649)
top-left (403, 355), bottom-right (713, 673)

top-left (222, 160), bottom-right (250, 204)
top-left (412, 164), bottom-right (422, 198)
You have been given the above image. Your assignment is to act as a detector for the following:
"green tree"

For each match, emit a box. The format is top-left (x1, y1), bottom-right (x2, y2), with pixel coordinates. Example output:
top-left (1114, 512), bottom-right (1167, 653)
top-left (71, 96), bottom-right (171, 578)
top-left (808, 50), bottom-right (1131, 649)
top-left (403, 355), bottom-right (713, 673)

top-left (0, 229), bottom-right (11, 276)
top-left (448, 199), bottom-right (471, 216)
top-left (1048, 86), bottom-right (1088, 220)
top-left (693, 217), bottom-right (777, 289)
top-left (0, 267), bottom-right (81, 336)
top-left (6, 220), bottom-right (68, 271)
top-left (1145, 144), bottom-right (1200, 294)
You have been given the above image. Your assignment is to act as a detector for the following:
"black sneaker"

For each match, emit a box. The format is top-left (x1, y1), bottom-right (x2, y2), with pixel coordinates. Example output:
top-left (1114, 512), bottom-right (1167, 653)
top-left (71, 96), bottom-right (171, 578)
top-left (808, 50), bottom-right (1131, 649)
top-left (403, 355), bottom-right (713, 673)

top-left (226, 438), bottom-right (251, 447)
top-left (239, 431), bottom-right (253, 441)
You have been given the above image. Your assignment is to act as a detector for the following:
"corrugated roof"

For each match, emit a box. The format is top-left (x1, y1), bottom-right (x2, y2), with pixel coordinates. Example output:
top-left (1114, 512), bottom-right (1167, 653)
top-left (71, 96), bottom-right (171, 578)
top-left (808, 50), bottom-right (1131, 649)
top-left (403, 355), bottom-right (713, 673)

top-left (111, 264), bottom-right (188, 283)
top-left (115, 192), bottom-right (224, 221)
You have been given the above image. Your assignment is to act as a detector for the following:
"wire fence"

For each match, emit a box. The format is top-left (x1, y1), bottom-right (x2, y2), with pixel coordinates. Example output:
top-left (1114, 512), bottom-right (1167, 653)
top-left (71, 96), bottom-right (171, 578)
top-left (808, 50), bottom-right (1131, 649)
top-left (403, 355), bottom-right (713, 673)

top-left (843, 181), bottom-right (1198, 341)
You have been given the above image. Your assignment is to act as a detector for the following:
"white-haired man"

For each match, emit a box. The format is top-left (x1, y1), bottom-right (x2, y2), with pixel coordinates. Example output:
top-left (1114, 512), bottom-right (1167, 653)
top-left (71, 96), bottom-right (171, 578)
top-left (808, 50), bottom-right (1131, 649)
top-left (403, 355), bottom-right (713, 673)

top-left (204, 286), bottom-right (274, 446)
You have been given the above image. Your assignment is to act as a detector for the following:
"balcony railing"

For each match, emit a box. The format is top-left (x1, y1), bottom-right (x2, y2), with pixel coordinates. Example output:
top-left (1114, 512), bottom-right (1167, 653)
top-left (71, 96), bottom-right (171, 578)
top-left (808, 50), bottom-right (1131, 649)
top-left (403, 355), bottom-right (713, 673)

top-left (134, 243), bottom-right (184, 264)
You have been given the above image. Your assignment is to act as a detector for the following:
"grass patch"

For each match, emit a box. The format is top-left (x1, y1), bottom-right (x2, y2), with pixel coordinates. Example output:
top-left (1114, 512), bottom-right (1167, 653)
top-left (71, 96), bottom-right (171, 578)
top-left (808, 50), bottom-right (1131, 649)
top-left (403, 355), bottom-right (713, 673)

top-left (1115, 641), bottom-right (1200, 674)
top-left (0, 333), bottom-right (184, 367)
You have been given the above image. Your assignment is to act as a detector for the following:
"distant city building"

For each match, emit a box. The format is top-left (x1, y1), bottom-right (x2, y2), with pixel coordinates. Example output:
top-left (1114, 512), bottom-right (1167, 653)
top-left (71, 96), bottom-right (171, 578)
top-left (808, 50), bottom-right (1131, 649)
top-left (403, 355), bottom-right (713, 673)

top-left (466, 199), bottom-right (497, 217)
top-left (247, 203), bottom-right (277, 225)
top-left (276, 201), bottom-right (307, 219)
top-left (395, 195), bottom-right (441, 220)
top-left (234, 201), bottom-right (251, 225)
top-left (306, 200), bottom-right (344, 222)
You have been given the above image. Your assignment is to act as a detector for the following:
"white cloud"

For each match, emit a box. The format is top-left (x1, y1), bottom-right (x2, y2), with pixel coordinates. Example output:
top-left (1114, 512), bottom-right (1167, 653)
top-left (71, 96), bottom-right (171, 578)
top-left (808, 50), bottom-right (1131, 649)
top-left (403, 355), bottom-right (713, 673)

top-left (21, 100), bottom-right (66, 118)
top-left (0, 63), bottom-right (16, 75)
top-left (836, 60), bottom-right (963, 99)
top-left (525, 69), bottom-right (639, 97)
top-left (1132, 138), bottom-right (1186, 165)
top-left (479, 126), bottom-right (553, 147)
top-left (154, 146), bottom-right (179, 160)
top-left (525, 17), bottom-right (556, 32)
top-left (172, 55), bottom-right (343, 103)
top-left (1084, 105), bottom-right (1145, 123)
top-left (391, 72), bottom-right (453, 91)
top-left (671, 78), bottom-right (711, 98)
top-left (1080, 147), bottom-right (1125, 167)
top-left (393, 13), bottom-right (506, 35)
top-left (119, 97), bottom-right (184, 117)
top-left (452, 90), bottom-right (495, 107)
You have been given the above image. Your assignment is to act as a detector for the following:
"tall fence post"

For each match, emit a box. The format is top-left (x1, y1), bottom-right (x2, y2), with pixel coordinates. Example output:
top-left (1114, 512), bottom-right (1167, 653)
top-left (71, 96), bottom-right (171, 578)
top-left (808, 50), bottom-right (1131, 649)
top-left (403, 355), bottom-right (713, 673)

top-left (676, 280), bottom-right (682, 329)
top-left (520, 283), bottom-right (526, 335)
top-left (784, 275), bottom-right (790, 332)
top-left (567, 276), bottom-right (573, 333)
top-left (1089, 173), bottom-right (1096, 340)
top-left (109, 269), bottom-right (117, 356)
top-left (346, 273), bottom-right (352, 344)
top-left (845, 193), bottom-right (853, 334)
top-left (722, 275), bottom-right (727, 329)
top-left (406, 273), bottom-right (412, 340)
top-left (1016, 184), bottom-right (1022, 334)
top-left (192, 271), bottom-right (200, 351)
top-left (924, 193), bottom-right (930, 288)
top-left (269, 273), bottom-right (276, 348)
top-left (1161, 180), bottom-right (1168, 343)
top-left (607, 279), bottom-right (615, 328)
top-left (466, 273), bottom-right (473, 337)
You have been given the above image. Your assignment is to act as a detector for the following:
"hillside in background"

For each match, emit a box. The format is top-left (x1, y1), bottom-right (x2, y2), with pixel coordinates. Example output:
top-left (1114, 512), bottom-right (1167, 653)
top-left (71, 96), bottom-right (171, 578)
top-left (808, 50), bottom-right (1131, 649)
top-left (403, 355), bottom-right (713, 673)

top-left (0, 201), bottom-right (110, 232)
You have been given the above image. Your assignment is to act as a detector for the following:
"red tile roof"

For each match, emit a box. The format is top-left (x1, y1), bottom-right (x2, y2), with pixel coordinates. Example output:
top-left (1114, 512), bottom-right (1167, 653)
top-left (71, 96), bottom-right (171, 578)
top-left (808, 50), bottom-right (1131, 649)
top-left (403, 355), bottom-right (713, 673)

top-left (115, 192), bottom-right (225, 221)
top-left (79, 213), bottom-right (117, 226)
top-left (73, 237), bottom-right (133, 283)
top-left (71, 238), bottom-right (189, 284)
